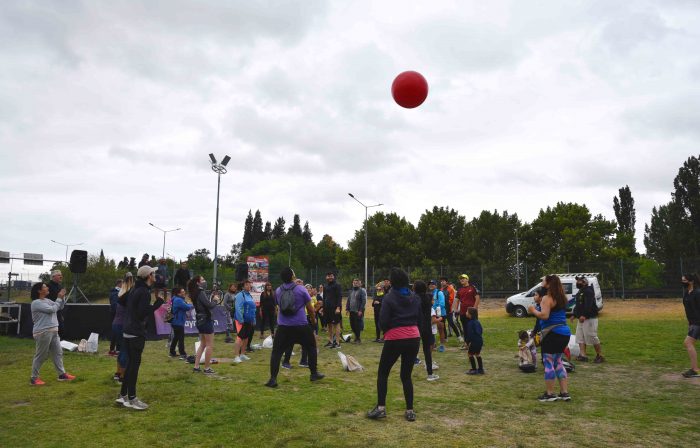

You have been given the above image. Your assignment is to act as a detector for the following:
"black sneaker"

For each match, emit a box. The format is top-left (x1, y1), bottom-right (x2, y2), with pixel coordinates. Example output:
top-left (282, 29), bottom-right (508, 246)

top-left (324, 341), bottom-right (333, 348)
top-left (538, 392), bottom-right (559, 402)
top-left (310, 372), bottom-right (325, 382)
top-left (405, 410), bottom-right (416, 422)
top-left (558, 392), bottom-right (571, 401)
top-left (682, 369), bottom-right (700, 378)
top-left (593, 355), bottom-right (606, 364)
top-left (576, 355), bottom-right (589, 362)
top-left (192, 367), bottom-right (202, 373)
top-left (281, 363), bottom-right (292, 370)
top-left (332, 342), bottom-right (341, 349)
top-left (477, 369), bottom-right (485, 375)
top-left (264, 378), bottom-right (278, 388)
top-left (466, 369), bottom-right (478, 375)
top-left (367, 406), bottom-right (386, 419)
top-left (169, 353), bottom-right (177, 358)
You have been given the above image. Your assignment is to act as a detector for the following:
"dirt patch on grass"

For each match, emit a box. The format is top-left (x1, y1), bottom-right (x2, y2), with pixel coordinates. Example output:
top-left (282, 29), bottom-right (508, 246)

top-left (660, 372), bottom-right (700, 385)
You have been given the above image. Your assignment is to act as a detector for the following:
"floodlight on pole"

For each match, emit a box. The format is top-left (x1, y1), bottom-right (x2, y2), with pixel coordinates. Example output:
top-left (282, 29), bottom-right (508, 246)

top-left (50, 240), bottom-right (84, 263)
top-left (148, 223), bottom-right (181, 259)
top-left (348, 193), bottom-right (383, 289)
top-left (210, 153), bottom-right (231, 287)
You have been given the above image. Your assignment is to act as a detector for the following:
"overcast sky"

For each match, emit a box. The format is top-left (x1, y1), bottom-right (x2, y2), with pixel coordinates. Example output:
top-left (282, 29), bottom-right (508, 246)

top-left (2, 1), bottom-right (699, 282)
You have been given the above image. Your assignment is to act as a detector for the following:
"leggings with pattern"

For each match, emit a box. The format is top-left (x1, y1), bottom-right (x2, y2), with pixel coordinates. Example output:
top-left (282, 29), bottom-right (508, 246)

top-left (542, 353), bottom-right (567, 381)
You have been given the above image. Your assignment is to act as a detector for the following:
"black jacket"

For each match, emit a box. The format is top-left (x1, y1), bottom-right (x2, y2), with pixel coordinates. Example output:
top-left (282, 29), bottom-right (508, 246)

top-left (324, 281), bottom-right (343, 311)
top-left (573, 285), bottom-right (598, 318)
top-left (123, 279), bottom-right (164, 337)
top-left (379, 288), bottom-right (422, 333)
top-left (683, 288), bottom-right (700, 325)
top-left (174, 268), bottom-right (191, 288)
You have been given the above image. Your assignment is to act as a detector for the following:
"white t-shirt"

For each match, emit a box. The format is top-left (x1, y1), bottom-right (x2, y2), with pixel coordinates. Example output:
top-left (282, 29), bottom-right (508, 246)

top-left (431, 308), bottom-right (438, 335)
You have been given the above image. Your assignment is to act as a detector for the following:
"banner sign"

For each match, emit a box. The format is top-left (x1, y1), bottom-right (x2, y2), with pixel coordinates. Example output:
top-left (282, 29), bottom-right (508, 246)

top-left (247, 256), bottom-right (269, 305)
top-left (153, 304), bottom-right (228, 336)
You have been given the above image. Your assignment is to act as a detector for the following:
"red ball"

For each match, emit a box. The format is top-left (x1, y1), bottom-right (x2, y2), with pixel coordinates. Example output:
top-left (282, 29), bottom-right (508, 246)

top-left (391, 71), bottom-right (429, 109)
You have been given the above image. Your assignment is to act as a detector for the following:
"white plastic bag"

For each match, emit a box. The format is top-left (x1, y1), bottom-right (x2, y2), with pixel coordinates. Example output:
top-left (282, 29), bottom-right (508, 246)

top-left (337, 352), bottom-right (364, 372)
top-left (60, 340), bottom-right (78, 352)
top-left (262, 335), bottom-right (273, 349)
top-left (338, 351), bottom-right (349, 370)
top-left (77, 339), bottom-right (87, 352)
top-left (568, 334), bottom-right (580, 358)
top-left (194, 341), bottom-right (205, 363)
top-left (86, 333), bottom-right (99, 353)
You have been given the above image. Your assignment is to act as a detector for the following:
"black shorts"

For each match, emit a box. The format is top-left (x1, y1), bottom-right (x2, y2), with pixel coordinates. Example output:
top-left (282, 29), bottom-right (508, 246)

top-left (328, 312), bottom-right (342, 325)
top-left (197, 320), bottom-right (214, 335)
top-left (541, 332), bottom-right (569, 354)
top-left (238, 322), bottom-right (254, 339)
top-left (688, 324), bottom-right (700, 340)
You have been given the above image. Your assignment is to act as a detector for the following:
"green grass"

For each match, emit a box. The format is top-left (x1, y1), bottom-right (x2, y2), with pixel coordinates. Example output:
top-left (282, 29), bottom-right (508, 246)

top-left (0, 313), bottom-right (698, 447)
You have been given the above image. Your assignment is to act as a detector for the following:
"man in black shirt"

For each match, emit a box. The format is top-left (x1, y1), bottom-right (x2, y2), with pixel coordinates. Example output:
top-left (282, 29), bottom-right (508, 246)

top-left (323, 272), bottom-right (343, 349)
top-left (174, 261), bottom-right (191, 288)
top-left (571, 276), bottom-right (604, 363)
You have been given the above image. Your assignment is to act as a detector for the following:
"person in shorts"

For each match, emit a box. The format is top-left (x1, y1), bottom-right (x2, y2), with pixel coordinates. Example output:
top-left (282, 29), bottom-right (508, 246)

top-left (571, 275), bottom-right (604, 363)
top-left (681, 273), bottom-right (700, 378)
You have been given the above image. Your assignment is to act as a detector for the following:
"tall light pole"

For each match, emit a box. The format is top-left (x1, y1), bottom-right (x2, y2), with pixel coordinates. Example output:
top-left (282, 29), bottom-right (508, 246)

top-left (287, 242), bottom-right (292, 267)
top-left (148, 223), bottom-right (181, 259)
top-left (348, 193), bottom-right (383, 289)
top-left (515, 228), bottom-right (520, 290)
top-left (50, 240), bottom-right (84, 263)
top-left (209, 153), bottom-right (231, 287)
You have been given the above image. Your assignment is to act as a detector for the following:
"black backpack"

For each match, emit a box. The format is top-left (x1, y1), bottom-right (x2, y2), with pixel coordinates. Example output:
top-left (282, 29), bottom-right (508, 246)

top-left (279, 285), bottom-right (299, 316)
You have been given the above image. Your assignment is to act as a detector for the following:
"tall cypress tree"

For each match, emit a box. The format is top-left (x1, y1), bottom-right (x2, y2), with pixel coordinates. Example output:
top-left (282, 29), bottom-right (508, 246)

top-left (302, 221), bottom-right (313, 243)
top-left (613, 185), bottom-right (637, 254)
top-left (242, 210), bottom-right (254, 250)
top-left (272, 217), bottom-right (286, 239)
top-left (263, 221), bottom-right (273, 240)
top-left (288, 214), bottom-right (302, 237)
top-left (252, 210), bottom-right (264, 246)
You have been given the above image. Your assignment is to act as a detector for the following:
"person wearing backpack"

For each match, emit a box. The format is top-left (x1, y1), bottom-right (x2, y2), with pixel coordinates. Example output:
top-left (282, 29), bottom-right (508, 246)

top-left (571, 276), bottom-right (604, 363)
top-left (265, 267), bottom-right (325, 388)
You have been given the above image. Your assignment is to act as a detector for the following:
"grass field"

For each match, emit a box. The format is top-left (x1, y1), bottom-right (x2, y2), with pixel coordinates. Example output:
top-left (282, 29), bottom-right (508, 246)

top-left (1, 299), bottom-right (698, 447)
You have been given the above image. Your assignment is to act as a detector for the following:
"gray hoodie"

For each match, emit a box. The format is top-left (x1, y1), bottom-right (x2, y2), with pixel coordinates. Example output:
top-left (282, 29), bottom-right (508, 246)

top-left (31, 298), bottom-right (66, 335)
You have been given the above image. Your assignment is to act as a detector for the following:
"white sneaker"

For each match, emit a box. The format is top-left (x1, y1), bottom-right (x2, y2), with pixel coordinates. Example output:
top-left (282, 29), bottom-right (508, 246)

top-left (458, 336), bottom-right (464, 343)
top-left (128, 397), bottom-right (149, 410)
top-left (232, 356), bottom-right (242, 364)
top-left (115, 394), bottom-right (127, 405)
top-left (240, 354), bottom-right (251, 361)
top-left (427, 374), bottom-right (440, 382)
top-left (432, 363), bottom-right (439, 370)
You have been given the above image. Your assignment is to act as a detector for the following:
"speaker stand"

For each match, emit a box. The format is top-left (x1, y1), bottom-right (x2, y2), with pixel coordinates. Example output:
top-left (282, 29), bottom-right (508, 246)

top-left (66, 275), bottom-right (91, 304)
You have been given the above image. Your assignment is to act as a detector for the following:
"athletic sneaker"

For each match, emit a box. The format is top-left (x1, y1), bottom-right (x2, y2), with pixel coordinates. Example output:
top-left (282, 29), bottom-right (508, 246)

top-left (324, 341), bottom-right (333, 348)
top-left (178, 355), bottom-right (188, 360)
top-left (30, 377), bottom-right (45, 386)
top-left (558, 392), bottom-right (572, 401)
top-left (168, 353), bottom-right (177, 358)
top-left (593, 355), bottom-right (606, 364)
top-left (367, 406), bottom-right (386, 419)
top-left (58, 373), bottom-right (76, 381)
top-left (427, 374), bottom-right (440, 382)
top-left (414, 358), bottom-right (422, 365)
top-left (192, 367), bottom-right (202, 372)
top-left (431, 363), bottom-right (439, 370)
top-left (203, 368), bottom-right (215, 374)
top-left (113, 373), bottom-right (121, 382)
top-left (438, 345), bottom-right (445, 353)
top-left (466, 369), bottom-right (478, 375)
top-left (310, 372), bottom-right (325, 382)
top-left (457, 336), bottom-right (464, 343)
top-left (537, 392), bottom-right (559, 402)
top-left (682, 369), bottom-right (700, 378)
top-left (281, 362), bottom-right (292, 370)
top-left (128, 397), bottom-right (149, 410)
top-left (477, 368), bottom-right (485, 375)
top-left (332, 342), bottom-right (341, 349)
top-left (231, 357), bottom-right (242, 364)
top-left (405, 410), bottom-right (416, 422)
top-left (264, 378), bottom-right (278, 388)
top-left (576, 355), bottom-right (589, 362)
top-left (299, 362), bottom-right (309, 368)
top-left (115, 394), bottom-right (128, 404)
top-left (240, 354), bottom-right (251, 361)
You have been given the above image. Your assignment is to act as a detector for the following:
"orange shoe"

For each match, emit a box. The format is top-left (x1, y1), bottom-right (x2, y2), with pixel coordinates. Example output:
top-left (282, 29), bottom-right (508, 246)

top-left (30, 377), bottom-right (45, 386)
top-left (58, 373), bottom-right (76, 381)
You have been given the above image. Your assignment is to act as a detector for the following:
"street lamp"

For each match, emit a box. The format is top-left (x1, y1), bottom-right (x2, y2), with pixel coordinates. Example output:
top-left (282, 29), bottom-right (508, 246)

top-left (148, 223), bottom-right (181, 259)
top-left (287, 242), bottom-right (292, 267)
top-left (348, 193), bottom-right (383, 290)
top-left (209, 153), bottom-right (231, 287)
top-left (50, 240), bottom-right (84, 263)
top-left (515, 228), bottom-right (520, 290)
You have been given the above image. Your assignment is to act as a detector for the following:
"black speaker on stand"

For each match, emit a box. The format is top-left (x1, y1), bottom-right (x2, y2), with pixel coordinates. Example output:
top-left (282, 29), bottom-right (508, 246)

top-left (66, 249), bottom-right (90, 303)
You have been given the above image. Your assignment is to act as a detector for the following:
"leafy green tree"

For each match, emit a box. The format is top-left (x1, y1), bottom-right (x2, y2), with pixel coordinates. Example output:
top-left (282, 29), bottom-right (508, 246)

top-left (187, 248), bottom-right (212, 274)
top-left (416, 206), bottom-right (466, 265)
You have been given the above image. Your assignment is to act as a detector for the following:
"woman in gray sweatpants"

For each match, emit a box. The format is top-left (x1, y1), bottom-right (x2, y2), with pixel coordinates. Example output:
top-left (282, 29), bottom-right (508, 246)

top-left (30, 282), bottom-right (75, 385)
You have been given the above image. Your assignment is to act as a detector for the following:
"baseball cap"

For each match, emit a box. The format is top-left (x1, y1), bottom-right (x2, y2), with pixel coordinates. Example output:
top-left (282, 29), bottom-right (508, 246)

top-left (137, 265), bottom-right (157, 279)
top-left (459, 274), bottom-right (469, 280)
top-left (575, 275), bottom-right (588, 282)
top-left (428, 279), bottom-right (437, 285)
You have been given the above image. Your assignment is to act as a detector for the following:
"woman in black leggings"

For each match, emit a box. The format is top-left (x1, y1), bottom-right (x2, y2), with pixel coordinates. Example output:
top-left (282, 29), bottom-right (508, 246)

top-left (367, 268), bottom-right (422, 422)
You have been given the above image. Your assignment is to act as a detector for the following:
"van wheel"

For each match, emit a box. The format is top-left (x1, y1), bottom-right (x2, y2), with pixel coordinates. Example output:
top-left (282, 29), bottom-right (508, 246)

top-left (513, 306), bottom-right (527, 318)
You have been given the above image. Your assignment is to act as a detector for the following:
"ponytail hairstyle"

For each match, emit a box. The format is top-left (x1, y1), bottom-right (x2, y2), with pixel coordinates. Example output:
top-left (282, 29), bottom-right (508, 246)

top-left (118, 273), bottom-right (135, 298)
top-left (187, 276), bottom-right (203, 301)
top-left (544, 275), bottom-right (567, 311)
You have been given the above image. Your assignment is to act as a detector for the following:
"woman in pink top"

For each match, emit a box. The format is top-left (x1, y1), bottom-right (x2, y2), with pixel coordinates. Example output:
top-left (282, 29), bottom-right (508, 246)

top-left (367, 268), bottom-right (422, 422)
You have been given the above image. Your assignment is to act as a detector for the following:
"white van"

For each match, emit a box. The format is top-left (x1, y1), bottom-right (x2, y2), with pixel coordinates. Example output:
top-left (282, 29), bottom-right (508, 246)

top-left (505, 273), bottom-right (603, 318)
